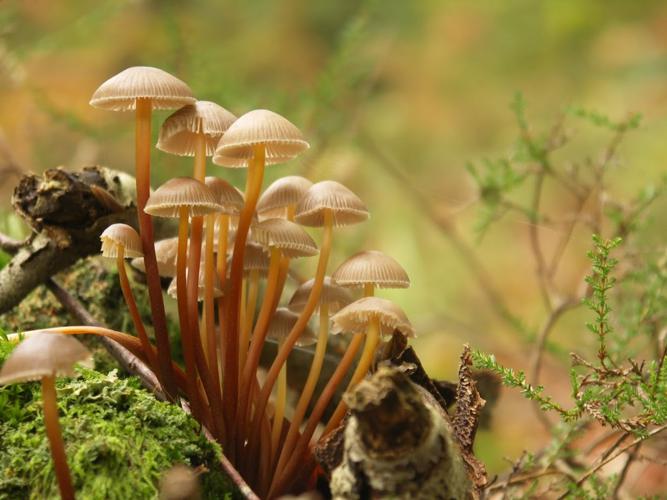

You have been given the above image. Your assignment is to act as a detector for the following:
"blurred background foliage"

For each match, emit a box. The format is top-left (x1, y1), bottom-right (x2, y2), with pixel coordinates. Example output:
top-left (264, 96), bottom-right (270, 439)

top-left (1, 0), bottom-right (666, 479)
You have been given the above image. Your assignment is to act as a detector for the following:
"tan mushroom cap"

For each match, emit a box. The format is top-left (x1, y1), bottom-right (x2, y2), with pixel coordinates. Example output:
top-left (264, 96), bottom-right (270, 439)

top-left (204, 177), bottom-right (244, 215)
top-left (131, 237), bottom-right (179, 277)
top-left (167, 267), bottom-right (223, 301)
top-left (256, 176), bottom-right (313, 218)
top-left (295, 181), bottom-right (369, 227)
top-left (157, 101), bottom-right (237, 156)
top-left (266, 308), bottom-right (317, 347)
top-left (100, 223), bottom-right (143, 259)
top-left (330, 297), bottom-right (415, 338)
top-left (332, 250), bottom-right (410, 289)
top-left (251, 218), bottom-right (318, 258)
top-left (239, 241), bottom-right (271, 275)
top-left (159, 464), bottom-right (201, 500)
top-left (145, 177), bottom-right (222, 218)
top-left (288, 277), bottom-right (354, 315)
top-left (89, 66), bottom-right (195, 112)
top-left (0, 333), bottom-right (92, 385)
top-left (212, 109), bottom-right (309, 168)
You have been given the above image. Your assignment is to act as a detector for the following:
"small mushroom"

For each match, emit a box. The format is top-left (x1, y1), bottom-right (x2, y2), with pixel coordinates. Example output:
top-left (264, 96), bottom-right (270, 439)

top-left (100, 223), bottom-right (157, 369)
top-left (213, 109), bottom-right (309, 436)
top-left (145, 177), bottom-right (222, 426)
top-left (159, 464), bottom-right (201, 500)
top-left (332, 250), bottom-right (410, 297)
top-left (131, 237), bottom-right (180, 278)
top-left (256, 176), bottom-right (313, 220)
top-left (90, 66), bottom-right (196, 398)
top-left (0, 333), bottom-right (92, 500)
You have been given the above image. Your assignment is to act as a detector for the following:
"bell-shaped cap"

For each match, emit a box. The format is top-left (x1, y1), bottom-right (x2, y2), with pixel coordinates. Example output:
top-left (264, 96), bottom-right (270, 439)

top-left (159, 464), bottom-right (201, 500)
top-left (251, 218), bottom-right (318, 258)
top-left (288, 277), bottom-right (353, 315)
top-left (0, 333), bottom-right (92, 385)
top-left (256, 176), bottom-right (313, 218)
top-left (100, 223), bottom-right (143, 258)
top-left (204, 177), bottom-right (244, 215)
top-left (167, 267), bottom-right (223, 301)
top-left (89, 66), bottom-right (195, 112)
top-left (236, 242), bottom-right (271, 276)
top-left (332, 250), bottom-right (410, 289)
top-left (131, 237), bottom-right (179, 277)
top-left (157, 101), bottom-right (237, 156)
top-left (212, 109), bottom-right (309, 168)
top-left (331, 297), bottom-right (415, 338)
top-left (266, 308), bottom-right (317, 346)
top-left (295, 181), bottom-right (369, 227)
top-left (145, 177), bottom-right (222, 218)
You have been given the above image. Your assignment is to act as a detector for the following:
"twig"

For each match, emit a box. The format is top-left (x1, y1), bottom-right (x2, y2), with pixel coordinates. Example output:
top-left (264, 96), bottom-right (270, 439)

top-left (45, 278), bottom-right (166, 401)
top-left (0, 232), bottom-right (25, 255)
top-left (559, 424), bottom-right (667, 498)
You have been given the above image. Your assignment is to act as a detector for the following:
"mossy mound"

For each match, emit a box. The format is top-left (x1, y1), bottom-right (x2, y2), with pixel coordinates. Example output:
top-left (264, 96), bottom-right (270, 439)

top-left (0, 340), bottom-right (234, 499)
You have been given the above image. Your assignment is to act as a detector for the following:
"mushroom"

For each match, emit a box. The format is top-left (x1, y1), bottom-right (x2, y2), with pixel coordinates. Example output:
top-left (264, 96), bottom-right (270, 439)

top-left (273, 277), bottom-right (353, 478)
top-left (145, 176), bottom-right (222, 429)
top-left (158, 464), bottom-right (201, 500)
top-left (245, 180), bottom-right (368, 476)
top-left (269, 297), bottom-right (414, 497)
top-left (237, 218), bottom-right (318, 445)
top-left (256, 175), bottom-right (313, 220)
top-left (157, 102), bottom-right (237, 389)
top-left (332, 250), bottom-right (410, 297)
top-left (131, 237), bottom-right (180, 278)
top-left (264, 308), bottom-right (317, 462)
top-left (212, 109), bottom-right (309, 443)
top-left (0, 333), bottom-right (92, 500)
top-left (100, 223), bottom-right (157, 368)
top-left (90, 66), bottom-right (195, 398)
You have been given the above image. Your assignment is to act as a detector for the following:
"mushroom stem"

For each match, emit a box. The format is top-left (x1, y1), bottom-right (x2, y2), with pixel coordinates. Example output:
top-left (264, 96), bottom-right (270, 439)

top-left (203, 213), bottom-right (222, 425)
top-left (134, 98), bottom-right (176, 399)
top-left (177, 206), bottom-right (203, 420)
top-left (237, 248), bottom-right (283, 437)
top-left (322, 316), bottom-right (381, 436)
top-left (269, 332), bottom-right (364, 497)
top-left (273, 301), bottom-right (329, 476)
top-left (270, 339), bottom-right (287, 460)
top-left (240, 269), bottom-right (260, 374)
top-left (216, 213), bottom-right (229, 389)
top-left (223, 144), bottom-right (265, 440)
top-left (41, 374), bottom-right (75, 500)
top-left (245, 209), bottom-right (333, 472)
top-left (116, 247), bottom-right (157, 369)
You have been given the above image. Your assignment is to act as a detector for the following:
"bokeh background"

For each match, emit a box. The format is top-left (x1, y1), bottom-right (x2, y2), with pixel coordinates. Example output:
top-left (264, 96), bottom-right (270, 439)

top-left (1, 0), bottom-right (666, 479)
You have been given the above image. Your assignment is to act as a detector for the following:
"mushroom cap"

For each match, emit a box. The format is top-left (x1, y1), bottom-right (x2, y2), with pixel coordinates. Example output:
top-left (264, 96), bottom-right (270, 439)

top-left (295, 181), bottom-right (369, 227)
top-left (232, 241), bottom-right (271, 276)
top-left (89, 66), bottom-right (195, 112)
top-left (167, 268), bottom-right (223, 301)
top-left (330, 297), bottom-right (415, 338)
top-left (265, 308), bottom-right (317, 346)
top-left (159, 464), bottom-right (201, 500)
top-left (0, 333), bottom-right (92, 385)
top-left (157, 101), bottom-right (237, 157)
top-left (212, 109), bottom-right (309, 168)
top-left (256, 176), bottom-right (313, 218)
top-left (251, 218), bottom-right (318, 258)
top-left (332, 250), bottom-right (410, 289)
top-left (204, 177), bottom-right (245, 215)
top-left (288, 277), bottom-right (354, 315)
top-left (145, 177), bottom-right (222, 218)
top-left (100, 223), bottom-right (143, 259)
top-left (130, 237), bottom-right (179, 277)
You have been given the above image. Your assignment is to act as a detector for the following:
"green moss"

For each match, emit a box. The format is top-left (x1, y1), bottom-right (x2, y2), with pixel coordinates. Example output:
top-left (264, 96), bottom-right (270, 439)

top-left (0, 340), bottom-right (235, 500)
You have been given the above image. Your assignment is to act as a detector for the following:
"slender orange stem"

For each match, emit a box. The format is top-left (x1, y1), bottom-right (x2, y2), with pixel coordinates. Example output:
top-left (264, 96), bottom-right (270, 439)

top-left (246, 210), bottom-right (333, 473)
top-left (42, 375), bottom-right (75, 500)
top-left (116, 248), bottom-right (157, 369)
top-left (177, 207), bottom-right (203, 420)
top-left (135, 98), bottom-right (176, 398)
top-left (236, 248), bottom-right (283, 440)
top-left (322, 316), bottom-right (380, 436)
top-left (273, 301), bottom-right (329, 477)
top-left (216, 213), bottom-right (229, 387)
top-left (268, 333), bottom-right (364, 497)
top-left (241, 270), bottom-right (260, 375)
top-left (224, 145), bottom-right (265, 444)
top-left (270, 339), bottom-right (287, 462)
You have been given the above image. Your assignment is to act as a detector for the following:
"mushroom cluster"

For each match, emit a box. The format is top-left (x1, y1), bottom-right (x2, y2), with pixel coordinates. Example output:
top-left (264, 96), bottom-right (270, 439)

top-left (17, 66), bottom-right (416, 498)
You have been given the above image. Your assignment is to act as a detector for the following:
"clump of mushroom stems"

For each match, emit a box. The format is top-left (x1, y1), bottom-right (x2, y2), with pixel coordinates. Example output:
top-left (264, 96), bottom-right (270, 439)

top-left (16, 66), bottom-right (422, 498)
